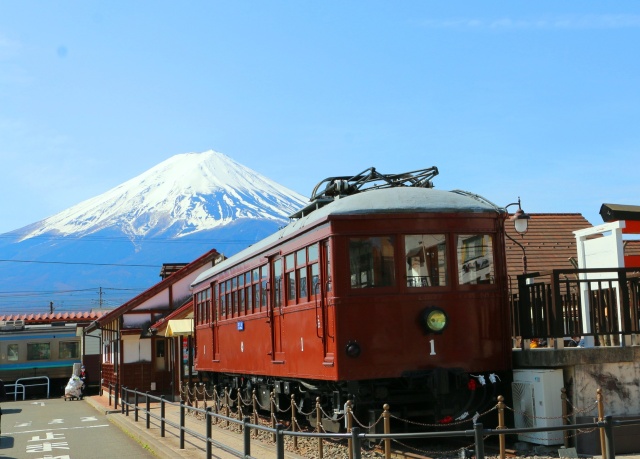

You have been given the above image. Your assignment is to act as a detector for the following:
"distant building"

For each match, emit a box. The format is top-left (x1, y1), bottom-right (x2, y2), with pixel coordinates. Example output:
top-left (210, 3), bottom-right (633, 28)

top-left (85, 249), bottom-right (224, 398)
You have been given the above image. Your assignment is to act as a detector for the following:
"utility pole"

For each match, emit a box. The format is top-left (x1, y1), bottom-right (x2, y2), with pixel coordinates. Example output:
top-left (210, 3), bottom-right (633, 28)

top-left (99, 287), bottom-right (104, 308)
top-left (49, 301), bottom-right (54, 314)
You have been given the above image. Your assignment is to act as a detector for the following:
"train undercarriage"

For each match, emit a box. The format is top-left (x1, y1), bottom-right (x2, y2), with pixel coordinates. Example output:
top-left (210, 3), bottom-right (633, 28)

top-left (198, 369), bottom-right (504, 432)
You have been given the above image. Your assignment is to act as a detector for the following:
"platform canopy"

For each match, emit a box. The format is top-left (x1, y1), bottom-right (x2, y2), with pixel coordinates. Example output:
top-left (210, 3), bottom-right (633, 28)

top-left (165, 319), bottom-right (193, 337)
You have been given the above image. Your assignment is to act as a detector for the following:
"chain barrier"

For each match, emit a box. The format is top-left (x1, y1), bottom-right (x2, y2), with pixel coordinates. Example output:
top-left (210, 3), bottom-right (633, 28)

top-left (319, 405), bottom-right (346, 422)
top-left (566, 397), bottom-right (599, 415)
top-left (351, 411), bottom-right (384, 430)
top-left (391, 437), bottom-right (476, 458)
top-left (293, 400), bottom-right (316, 417)
top-left (504, 400), bottom-right (598, 421)
top-left (503, 396), bottom-right (603, 444)
top-left (389, 405), bottom-right (496, 429)
top-left (174, 382), bottom-right (611, 458)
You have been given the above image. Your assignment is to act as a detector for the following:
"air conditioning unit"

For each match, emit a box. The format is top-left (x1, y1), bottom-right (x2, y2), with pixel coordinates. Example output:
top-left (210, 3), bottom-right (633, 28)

top-left (512, 369), bottom-right (564, 446)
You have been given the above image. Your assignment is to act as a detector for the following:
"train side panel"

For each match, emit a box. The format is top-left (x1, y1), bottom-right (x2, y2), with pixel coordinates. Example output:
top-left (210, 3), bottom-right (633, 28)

top-left (0, 325), bottom-right (81, 382)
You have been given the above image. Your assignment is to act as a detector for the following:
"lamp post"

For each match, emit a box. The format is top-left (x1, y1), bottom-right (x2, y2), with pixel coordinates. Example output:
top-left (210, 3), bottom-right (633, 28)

top-left (504, 197), bottom-right (530, 273)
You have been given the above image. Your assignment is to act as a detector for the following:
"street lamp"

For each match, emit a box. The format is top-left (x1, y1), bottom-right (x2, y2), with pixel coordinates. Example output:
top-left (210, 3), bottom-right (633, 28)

top-left (506, 197), bottom-right (530, 235)
top-left (504, 197), bottom-right (530, 273)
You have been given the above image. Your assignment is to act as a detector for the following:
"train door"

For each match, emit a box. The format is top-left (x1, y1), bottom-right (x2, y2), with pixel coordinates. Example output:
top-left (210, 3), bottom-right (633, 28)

top-left (269, 257), bottom-right (285, 362)
top-left (320, 239), bottom-right (335, 364)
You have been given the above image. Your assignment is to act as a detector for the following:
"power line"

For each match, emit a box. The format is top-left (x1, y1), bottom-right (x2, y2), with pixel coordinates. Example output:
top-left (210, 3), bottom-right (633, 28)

top-left (0, 285), bottom-right (150, 313)
top-left (0, 287), bottom-right (147, 297)
top-left (0, 259), bottom-right (160, 268)
top-left (0, 232), bottom-right (261, 245)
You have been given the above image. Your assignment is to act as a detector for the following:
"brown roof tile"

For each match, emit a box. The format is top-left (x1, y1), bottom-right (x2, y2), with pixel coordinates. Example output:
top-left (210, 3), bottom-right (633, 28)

top-left (0, 310), bottom-right (105, 324)
top-left (504, 213), bottom-right (593, 285)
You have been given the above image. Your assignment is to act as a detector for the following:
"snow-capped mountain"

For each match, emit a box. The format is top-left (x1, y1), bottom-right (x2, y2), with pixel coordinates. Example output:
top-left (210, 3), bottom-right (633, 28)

top-left (18, 150), bottom-right (307, 241)
top-left (0, 150), bottom-right (308, 314)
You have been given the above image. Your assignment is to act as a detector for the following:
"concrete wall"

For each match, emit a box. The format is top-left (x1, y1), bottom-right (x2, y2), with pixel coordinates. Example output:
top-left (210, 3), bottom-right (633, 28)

top-left (514, 347), bottom-right (640, 454)
top-left (513, 347), bottom-right (640, 417)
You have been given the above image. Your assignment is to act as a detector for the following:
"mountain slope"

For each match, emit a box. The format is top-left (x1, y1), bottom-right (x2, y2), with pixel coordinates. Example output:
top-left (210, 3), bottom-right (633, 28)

top-left (17, 150), bottom-right (307, 241)
top-left (0, 150), bottom-right (308, 314)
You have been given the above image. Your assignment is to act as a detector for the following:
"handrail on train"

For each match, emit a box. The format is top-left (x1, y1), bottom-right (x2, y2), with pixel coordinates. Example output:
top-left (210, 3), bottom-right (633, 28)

top-left (5, 383), bottom-right (26, 401)
top-left (14, 376), bottom-right (50, 400)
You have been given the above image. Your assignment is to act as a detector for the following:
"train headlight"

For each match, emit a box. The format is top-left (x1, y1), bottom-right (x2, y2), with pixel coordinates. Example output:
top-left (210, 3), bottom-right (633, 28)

top-left (420, 307), bottom-right (448, 334)
top-left (345, 341), bottom-right (361, 358)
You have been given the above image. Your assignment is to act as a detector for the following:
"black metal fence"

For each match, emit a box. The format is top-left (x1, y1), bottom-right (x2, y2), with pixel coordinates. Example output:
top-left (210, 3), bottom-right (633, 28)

top-left (107, 385), bottom-right (640, 459)
top-left (512, 267), bottom-right (640, 344)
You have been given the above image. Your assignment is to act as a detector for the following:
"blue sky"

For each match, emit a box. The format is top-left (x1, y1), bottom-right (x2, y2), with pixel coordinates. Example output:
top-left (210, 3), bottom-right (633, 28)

top-left (1, 1), bottom-right (639, 234)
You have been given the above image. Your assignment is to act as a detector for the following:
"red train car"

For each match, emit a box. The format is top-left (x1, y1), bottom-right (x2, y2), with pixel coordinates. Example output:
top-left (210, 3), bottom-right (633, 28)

top-left (191, 167), bottom-right (512, 428)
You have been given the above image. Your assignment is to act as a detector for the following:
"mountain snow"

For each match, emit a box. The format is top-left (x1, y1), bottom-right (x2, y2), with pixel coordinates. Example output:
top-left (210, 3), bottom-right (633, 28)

top-left (18, 150), bottom-right (309, 241)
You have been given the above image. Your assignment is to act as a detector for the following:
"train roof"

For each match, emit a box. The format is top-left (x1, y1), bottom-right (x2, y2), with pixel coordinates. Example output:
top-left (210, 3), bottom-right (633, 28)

top-left (192, 187), bottom-right (502, 288)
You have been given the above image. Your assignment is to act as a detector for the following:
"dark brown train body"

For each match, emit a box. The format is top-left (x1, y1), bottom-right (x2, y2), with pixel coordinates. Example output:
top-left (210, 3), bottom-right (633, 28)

top-left (192, 170), bottom-right (511, 428)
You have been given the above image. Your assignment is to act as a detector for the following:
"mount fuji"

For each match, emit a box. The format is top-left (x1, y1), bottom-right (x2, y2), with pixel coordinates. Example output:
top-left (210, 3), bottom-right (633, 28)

top-left (0, 151), bottom-right (308, 314)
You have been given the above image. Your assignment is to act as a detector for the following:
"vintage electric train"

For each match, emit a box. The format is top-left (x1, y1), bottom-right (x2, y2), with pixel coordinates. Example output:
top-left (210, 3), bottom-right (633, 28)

top-left (191, 167), bottom-right (512, 428)
top-left (0, 320), bottom-right (81, 382)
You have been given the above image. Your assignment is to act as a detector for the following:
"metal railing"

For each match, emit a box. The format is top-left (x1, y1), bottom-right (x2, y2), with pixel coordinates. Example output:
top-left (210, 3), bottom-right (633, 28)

top-left (512, 267), bottom-right (640, 345)
top-left (5, 383), bottom-right (25, 400)
top-left (8, 376), bottom-right (50, 400)
top-left (111, 386), bottom-right (640, 459)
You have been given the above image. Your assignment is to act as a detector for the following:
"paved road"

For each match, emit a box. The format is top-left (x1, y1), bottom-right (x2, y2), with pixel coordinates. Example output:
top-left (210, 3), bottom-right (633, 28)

top-left (1, 397), bottom-right (158, 459)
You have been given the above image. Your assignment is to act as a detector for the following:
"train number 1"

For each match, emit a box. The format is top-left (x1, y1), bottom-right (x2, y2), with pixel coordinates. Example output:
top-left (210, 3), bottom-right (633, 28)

top-left (429, 339), bottom-right (436, 356)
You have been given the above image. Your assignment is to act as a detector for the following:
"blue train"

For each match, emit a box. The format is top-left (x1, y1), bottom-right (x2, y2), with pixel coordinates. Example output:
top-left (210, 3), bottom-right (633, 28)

top-left (0, 320), bottom-right (81, 382)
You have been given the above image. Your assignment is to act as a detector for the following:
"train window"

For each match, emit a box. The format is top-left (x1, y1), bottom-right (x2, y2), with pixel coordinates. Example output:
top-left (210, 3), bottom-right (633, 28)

top-left (310, 263), bottom-right (320, 295)
top-left (252, 283), bottom-right (259, 313)
top-left (197, 291), bottom-right (203, 324)
top-left (239, 288), bottom-right (245, 315)
top-left (287, 270), bottom-right (296, 302)
top-left (308, 243), bottom-right (318, 262)
top-left (457, 234), bottom-right (495, 285)
top-left (201, 290), bottom-right (206, 323)
top-left (297, 248), bottom-right (308, 300)
top-left (405, 235), bottom-right (447, 287)
top-left (219, 282), bottom-right (227, 318)
top-left (209, 285), bottom-right (216, 322)
top-left (27, 343), bottom-right (51, 360)
top-left (349, 236), bottom-right (396, 288)
top-left (324, 240), bottom-right (332, 292)
top-left (232, 290), bottom-right (238, 316)
top-left (206, 288), bottom-right (211, 323)
top-left (260, 265), bottom-right (268, 310)
top-left (273, 259), bottom-right (283, 308)
top-left (298, 267), bottom-right (307, 298)
top-left (245, 282), bottom-right (253, 314)
top-left (285, 254), bottom-right (294, 269)
top-left (7, 343), bottom-right (18, 361)
top-left (59, 341), bottom-right (80, 359)
top-left (285, 254), bottom-right (296, 304)
top-left (200, 289), bottom-right (210, 324)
